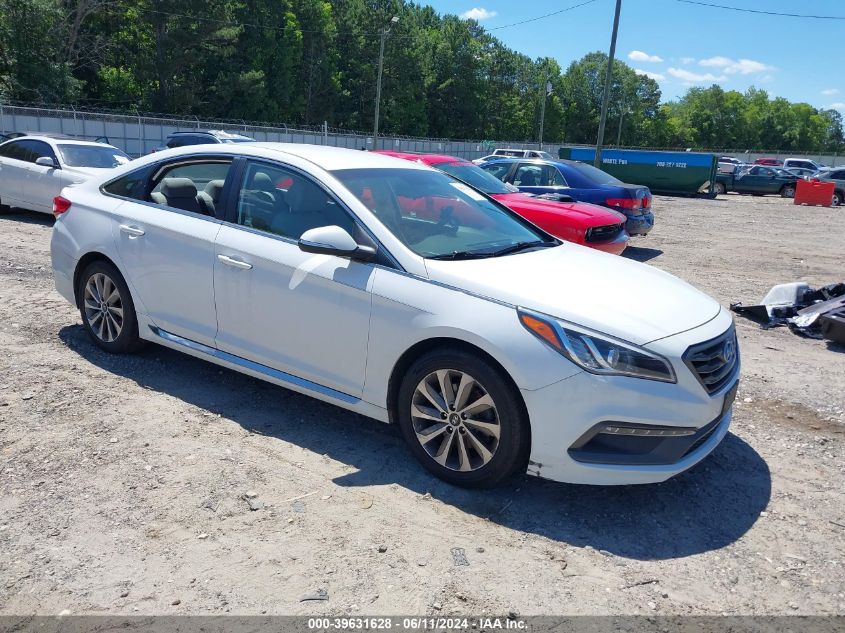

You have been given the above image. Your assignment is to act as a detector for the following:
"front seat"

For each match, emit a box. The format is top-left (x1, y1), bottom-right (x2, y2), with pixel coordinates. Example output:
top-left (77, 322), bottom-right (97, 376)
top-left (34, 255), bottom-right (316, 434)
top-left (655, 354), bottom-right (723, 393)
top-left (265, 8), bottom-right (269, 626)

top-left (271, 178), bottom-right (336, 239)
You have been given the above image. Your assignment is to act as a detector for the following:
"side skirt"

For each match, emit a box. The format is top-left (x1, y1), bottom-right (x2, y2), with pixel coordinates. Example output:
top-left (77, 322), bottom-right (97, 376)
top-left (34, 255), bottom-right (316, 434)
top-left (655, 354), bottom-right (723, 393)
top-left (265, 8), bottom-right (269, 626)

top-left (144, 323), bottom-right (390, 423)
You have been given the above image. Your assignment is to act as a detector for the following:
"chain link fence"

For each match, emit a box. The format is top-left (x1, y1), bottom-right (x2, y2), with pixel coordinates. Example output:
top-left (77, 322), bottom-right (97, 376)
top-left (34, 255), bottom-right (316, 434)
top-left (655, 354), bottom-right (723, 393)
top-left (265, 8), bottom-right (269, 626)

top-left (0, 103), bottom-right (552, 159)
top-left (1, 102), bottom-right (841, 165)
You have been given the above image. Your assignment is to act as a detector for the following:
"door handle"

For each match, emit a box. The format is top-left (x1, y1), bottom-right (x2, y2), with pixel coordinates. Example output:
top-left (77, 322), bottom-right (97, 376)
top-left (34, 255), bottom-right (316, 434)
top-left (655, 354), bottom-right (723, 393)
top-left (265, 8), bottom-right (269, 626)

top-left (119, 224), bottom-right (145, 237)
top-left (217, 254), bottom-right (253, 270)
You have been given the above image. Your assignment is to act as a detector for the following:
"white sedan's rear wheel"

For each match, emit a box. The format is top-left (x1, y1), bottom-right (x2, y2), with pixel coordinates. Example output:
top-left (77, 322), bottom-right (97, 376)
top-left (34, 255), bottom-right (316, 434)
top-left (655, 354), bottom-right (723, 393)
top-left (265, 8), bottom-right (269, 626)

top-left (77, 260), bottom-right (144, 353)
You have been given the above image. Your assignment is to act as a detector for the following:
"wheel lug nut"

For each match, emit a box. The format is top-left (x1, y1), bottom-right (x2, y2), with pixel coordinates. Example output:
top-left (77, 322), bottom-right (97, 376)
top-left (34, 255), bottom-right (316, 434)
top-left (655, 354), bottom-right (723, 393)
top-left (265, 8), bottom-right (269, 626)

top-left (461, 413), bottom-right (467, 419)
top-left (440, 412), bottom-right (447, 419)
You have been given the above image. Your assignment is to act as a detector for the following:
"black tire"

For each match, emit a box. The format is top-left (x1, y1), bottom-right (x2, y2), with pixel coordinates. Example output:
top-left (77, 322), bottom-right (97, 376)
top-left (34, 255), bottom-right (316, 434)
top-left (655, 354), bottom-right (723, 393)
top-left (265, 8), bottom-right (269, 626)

top-left (780, 184), bottom-right (796, 198)
top-left (0, 196), bottom-right (10, 214)
top-left (396, 348), bottom-right (530, 488)
top-left (713, 182), bottom-right (727, 195)
top-left (77, 260), bottom-right (144, 353)
top-left (833, 191), bottom-right (843, 207)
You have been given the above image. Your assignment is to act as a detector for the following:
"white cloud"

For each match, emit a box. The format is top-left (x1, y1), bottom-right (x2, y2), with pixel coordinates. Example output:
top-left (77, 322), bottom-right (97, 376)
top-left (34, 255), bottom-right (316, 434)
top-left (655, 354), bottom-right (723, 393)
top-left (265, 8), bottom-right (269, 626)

top-left (821, 88), bottom-right (840, 96)
top-left (628, 50), bottom-right (663, 63)
top-left (634, 68), bottom-right (665, 81)
top-left (460, 7), bottom-right (497, 20)
top-left (667, 67), bottom-right (726, 83)
top-left (827, 102), bottom-right (845, 110)
top-left (699, 56), bottom-right (772, 75)
top-left (680, 57), bottom-right (695, 64)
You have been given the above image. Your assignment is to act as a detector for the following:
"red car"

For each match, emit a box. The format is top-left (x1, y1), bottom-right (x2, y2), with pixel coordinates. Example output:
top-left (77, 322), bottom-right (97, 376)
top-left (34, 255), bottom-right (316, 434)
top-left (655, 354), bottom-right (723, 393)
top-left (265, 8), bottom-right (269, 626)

top-left (754, 157), bottom-right (782, 166)
top-left (375, 151), bottom-right (629, 255)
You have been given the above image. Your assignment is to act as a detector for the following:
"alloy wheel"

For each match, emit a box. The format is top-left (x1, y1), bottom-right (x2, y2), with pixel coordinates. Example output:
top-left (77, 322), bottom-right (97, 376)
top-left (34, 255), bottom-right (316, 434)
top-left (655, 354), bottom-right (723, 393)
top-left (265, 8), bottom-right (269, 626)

top-left (410, 370), bottom-right (501, 472)
top-left (83, 272), bottom-right (124, 343)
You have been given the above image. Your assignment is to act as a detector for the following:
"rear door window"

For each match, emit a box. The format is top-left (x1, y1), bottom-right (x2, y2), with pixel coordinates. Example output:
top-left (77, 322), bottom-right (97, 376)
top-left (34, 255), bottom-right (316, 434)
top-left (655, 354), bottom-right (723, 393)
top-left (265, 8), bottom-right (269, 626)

top-left (148, 160), bottom-right (233, 217)
top-left (102, 165), bottom-right (155, 200)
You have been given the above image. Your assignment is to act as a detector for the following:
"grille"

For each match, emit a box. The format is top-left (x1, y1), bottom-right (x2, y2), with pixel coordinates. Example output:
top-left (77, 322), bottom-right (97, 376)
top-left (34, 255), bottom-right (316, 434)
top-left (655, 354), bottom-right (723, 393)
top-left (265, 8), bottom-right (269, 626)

top-left (585, 223), bottom-right (624, 243)
top-left (683, 326), bottom-right (739, 395)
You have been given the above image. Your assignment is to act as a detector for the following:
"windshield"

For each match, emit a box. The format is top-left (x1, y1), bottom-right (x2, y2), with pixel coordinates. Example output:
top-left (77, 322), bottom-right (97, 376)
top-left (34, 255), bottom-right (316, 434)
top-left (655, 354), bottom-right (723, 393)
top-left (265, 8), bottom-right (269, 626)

top-left (57, 144), bottom-right (130, 168)
top-left (537, 151), bottom-right (554, 160)
top-left (331, 168), bottom-right (551, 259)
top-left (569, 161), bottom-right (623, 185)
top-left (432, 161), bottom-right (516, 195)
top-left (222, 137), bottom-right (255, 143)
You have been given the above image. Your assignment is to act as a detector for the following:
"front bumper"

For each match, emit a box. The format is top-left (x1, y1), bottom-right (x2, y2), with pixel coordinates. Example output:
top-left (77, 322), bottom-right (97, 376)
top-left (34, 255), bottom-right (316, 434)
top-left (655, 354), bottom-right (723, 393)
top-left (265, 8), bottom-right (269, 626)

top-left (623, 210), bottom-right (654, 236)
top-left (522, 311), bottom-right (737, 485)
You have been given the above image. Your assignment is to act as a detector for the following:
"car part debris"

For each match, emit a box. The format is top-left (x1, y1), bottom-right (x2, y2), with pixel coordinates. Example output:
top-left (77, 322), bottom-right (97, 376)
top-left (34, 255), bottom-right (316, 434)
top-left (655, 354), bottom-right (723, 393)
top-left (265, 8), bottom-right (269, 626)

top-left (819, 310), bottom-right (845, 344)
top-left (731, 282), bottom-right (845, 343)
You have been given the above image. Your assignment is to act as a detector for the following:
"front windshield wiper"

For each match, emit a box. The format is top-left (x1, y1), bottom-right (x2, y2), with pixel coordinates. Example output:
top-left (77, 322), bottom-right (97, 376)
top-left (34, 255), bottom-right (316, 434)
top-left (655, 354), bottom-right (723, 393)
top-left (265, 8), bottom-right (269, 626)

top-left (427, 250), bottom-right (492, 261)
top-left (490, 240), bottom-right (557, 257)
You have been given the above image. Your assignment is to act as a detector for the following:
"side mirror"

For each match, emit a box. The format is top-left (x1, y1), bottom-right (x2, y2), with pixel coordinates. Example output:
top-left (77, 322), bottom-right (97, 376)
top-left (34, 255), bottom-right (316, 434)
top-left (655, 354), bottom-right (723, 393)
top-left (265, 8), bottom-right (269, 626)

top-left (298, 225), bottom-right (377, 262)
top-left (35, 156), bottom-right (58, 169)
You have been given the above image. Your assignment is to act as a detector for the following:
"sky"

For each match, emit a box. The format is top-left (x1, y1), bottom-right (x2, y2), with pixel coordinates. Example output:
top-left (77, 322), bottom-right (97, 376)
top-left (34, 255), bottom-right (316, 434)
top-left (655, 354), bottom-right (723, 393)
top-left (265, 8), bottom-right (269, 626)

top-left (421, 0), bottom-right (845, 113)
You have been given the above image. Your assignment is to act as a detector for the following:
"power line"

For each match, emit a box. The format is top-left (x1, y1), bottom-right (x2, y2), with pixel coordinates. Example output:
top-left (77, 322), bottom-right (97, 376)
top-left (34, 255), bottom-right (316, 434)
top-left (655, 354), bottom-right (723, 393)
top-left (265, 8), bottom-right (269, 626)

top-left (674, 0), bottom-right (845, 20)
top-left (487, 0), bottom-right (601, 31)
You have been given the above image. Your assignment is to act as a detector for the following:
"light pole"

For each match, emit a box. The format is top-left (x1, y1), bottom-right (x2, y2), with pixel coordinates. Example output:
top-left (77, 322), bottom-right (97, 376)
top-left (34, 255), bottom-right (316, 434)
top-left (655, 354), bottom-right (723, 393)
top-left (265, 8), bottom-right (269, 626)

top-left (373, 15), bottom-right (399, 151)
top-left (595, 0), bottom-right (622, 167)
top-left (538, 68), bottom-right (552, 150)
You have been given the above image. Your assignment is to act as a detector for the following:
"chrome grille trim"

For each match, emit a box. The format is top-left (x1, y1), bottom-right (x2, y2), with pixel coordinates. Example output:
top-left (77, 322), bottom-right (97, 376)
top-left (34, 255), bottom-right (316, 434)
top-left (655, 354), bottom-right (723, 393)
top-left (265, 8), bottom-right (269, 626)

top-left (683, 325), bottom-right (739, 395)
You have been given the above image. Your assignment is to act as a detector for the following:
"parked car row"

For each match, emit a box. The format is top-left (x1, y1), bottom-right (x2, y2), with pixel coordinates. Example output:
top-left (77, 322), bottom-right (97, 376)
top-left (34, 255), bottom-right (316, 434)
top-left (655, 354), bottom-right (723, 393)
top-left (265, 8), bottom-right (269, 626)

top-left (35, 142), bottom-right (739, 488)
top-left (478, 157), bottom-right (655, 237)
top-left (375, 151), bottom-right (630, 254)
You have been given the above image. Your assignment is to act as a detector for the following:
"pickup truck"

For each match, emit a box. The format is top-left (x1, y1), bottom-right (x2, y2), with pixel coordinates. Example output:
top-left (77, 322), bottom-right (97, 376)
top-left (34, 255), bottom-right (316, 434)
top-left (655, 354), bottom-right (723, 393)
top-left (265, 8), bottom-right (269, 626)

top-left (714, 165), bottom-right (798, 197)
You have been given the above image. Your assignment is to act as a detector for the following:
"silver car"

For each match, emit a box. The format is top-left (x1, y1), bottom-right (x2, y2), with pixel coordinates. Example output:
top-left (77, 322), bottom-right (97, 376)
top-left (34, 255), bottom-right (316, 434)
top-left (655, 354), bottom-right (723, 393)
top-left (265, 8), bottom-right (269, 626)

top-left (0, 135), bottom-right (130, 215)
top-left (814, 167), bottom-right (845, 206)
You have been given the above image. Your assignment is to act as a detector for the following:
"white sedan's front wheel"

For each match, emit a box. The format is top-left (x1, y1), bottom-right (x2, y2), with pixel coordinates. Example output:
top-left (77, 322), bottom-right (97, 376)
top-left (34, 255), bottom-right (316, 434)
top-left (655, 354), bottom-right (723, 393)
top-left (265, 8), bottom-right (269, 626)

top-left (397, 349), bottom-right (529, 487)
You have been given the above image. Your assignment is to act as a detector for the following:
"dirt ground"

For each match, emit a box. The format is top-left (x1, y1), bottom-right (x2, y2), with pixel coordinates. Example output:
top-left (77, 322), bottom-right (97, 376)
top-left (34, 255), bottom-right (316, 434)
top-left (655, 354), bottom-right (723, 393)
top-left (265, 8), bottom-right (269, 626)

top-left (1, 193), bottom-right (844, 617)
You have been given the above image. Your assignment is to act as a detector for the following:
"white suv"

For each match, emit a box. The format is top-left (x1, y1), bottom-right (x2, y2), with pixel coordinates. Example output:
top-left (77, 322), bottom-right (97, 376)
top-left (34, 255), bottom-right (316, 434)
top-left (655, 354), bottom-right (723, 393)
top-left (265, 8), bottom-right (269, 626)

top-left (0, 135), bottom-right (130, 214)
top-left (782, 158), bottom-right (827, 173)
top-left (473, 149), bottom-right (555, 164)
top-left (50, 143), bottom-right (738, 488)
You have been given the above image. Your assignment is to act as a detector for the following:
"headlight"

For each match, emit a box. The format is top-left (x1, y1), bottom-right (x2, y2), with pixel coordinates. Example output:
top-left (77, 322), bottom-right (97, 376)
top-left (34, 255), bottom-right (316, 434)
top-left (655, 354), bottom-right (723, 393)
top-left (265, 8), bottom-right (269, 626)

top-left (518, 309), bottom-right (676, 383)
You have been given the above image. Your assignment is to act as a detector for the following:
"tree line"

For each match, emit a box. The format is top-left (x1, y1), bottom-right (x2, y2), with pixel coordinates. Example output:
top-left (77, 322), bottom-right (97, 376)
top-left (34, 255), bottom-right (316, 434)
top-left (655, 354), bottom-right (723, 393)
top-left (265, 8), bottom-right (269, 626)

top-left (1, 0), bottom-right (842, 152)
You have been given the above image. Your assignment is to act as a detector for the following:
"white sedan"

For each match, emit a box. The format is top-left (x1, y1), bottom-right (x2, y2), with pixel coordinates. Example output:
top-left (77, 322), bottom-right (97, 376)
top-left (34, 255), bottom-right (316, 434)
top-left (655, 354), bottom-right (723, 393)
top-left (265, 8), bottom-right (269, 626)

top-left (50, 143), bottom-right (739, 487)
top-left (0, 135), bottom-right (130, 215)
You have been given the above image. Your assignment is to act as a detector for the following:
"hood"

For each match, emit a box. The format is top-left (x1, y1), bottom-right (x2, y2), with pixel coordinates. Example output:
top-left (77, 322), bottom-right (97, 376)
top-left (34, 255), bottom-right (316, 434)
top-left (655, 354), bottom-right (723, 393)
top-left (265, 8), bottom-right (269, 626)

top-left (493, 192), bottom-right (626, 225)
top-left (424, 245), bottom-right (721, 346)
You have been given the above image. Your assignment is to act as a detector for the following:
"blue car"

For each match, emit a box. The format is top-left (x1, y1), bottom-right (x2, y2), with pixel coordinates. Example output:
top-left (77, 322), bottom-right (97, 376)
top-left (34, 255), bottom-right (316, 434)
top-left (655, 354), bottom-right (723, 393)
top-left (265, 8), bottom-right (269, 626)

top-left (480, 158), bottom-right (654, 236)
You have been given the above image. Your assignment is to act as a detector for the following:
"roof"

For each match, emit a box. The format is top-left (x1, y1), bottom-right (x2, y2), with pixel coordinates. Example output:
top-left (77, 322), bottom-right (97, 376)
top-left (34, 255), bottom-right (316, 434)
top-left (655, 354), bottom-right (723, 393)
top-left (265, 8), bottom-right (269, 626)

top-left (169, 130), bottom-right (253, 140)
top-left (4, 135), bottom-right (118, 147)
top-left (128, 142), bottom-right (432, 172)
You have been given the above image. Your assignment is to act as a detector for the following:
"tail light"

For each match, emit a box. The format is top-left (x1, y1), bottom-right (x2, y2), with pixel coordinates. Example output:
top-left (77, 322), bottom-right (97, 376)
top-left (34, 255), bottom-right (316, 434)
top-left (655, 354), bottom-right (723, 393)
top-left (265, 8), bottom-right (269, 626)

top-left (606, 197), bottom-right (642, 210)
top-left (53, 196), bottom-right (71, 217)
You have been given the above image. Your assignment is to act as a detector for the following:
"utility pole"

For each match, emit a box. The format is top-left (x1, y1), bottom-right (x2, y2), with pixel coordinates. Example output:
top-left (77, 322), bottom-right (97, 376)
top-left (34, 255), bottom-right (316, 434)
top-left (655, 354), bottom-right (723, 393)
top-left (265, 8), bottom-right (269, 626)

top-left (538, 66), bottom-right (552, 150)
top-left (373, 16), bottom-right (399, 151)
top-left (595, 0), bottom-right (622, 167)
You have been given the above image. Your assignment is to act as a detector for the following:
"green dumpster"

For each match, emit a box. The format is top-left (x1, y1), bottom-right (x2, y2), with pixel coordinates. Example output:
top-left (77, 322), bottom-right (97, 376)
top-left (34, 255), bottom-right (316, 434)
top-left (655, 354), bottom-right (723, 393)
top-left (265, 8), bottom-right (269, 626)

top-left (559, 147), bottom-right (718, 196)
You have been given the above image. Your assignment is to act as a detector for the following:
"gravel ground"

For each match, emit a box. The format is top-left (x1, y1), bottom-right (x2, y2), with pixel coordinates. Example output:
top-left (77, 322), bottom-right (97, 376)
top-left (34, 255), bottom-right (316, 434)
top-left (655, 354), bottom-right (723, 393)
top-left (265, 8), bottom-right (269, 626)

top-left (0, 193), bottom-right (843, 617)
